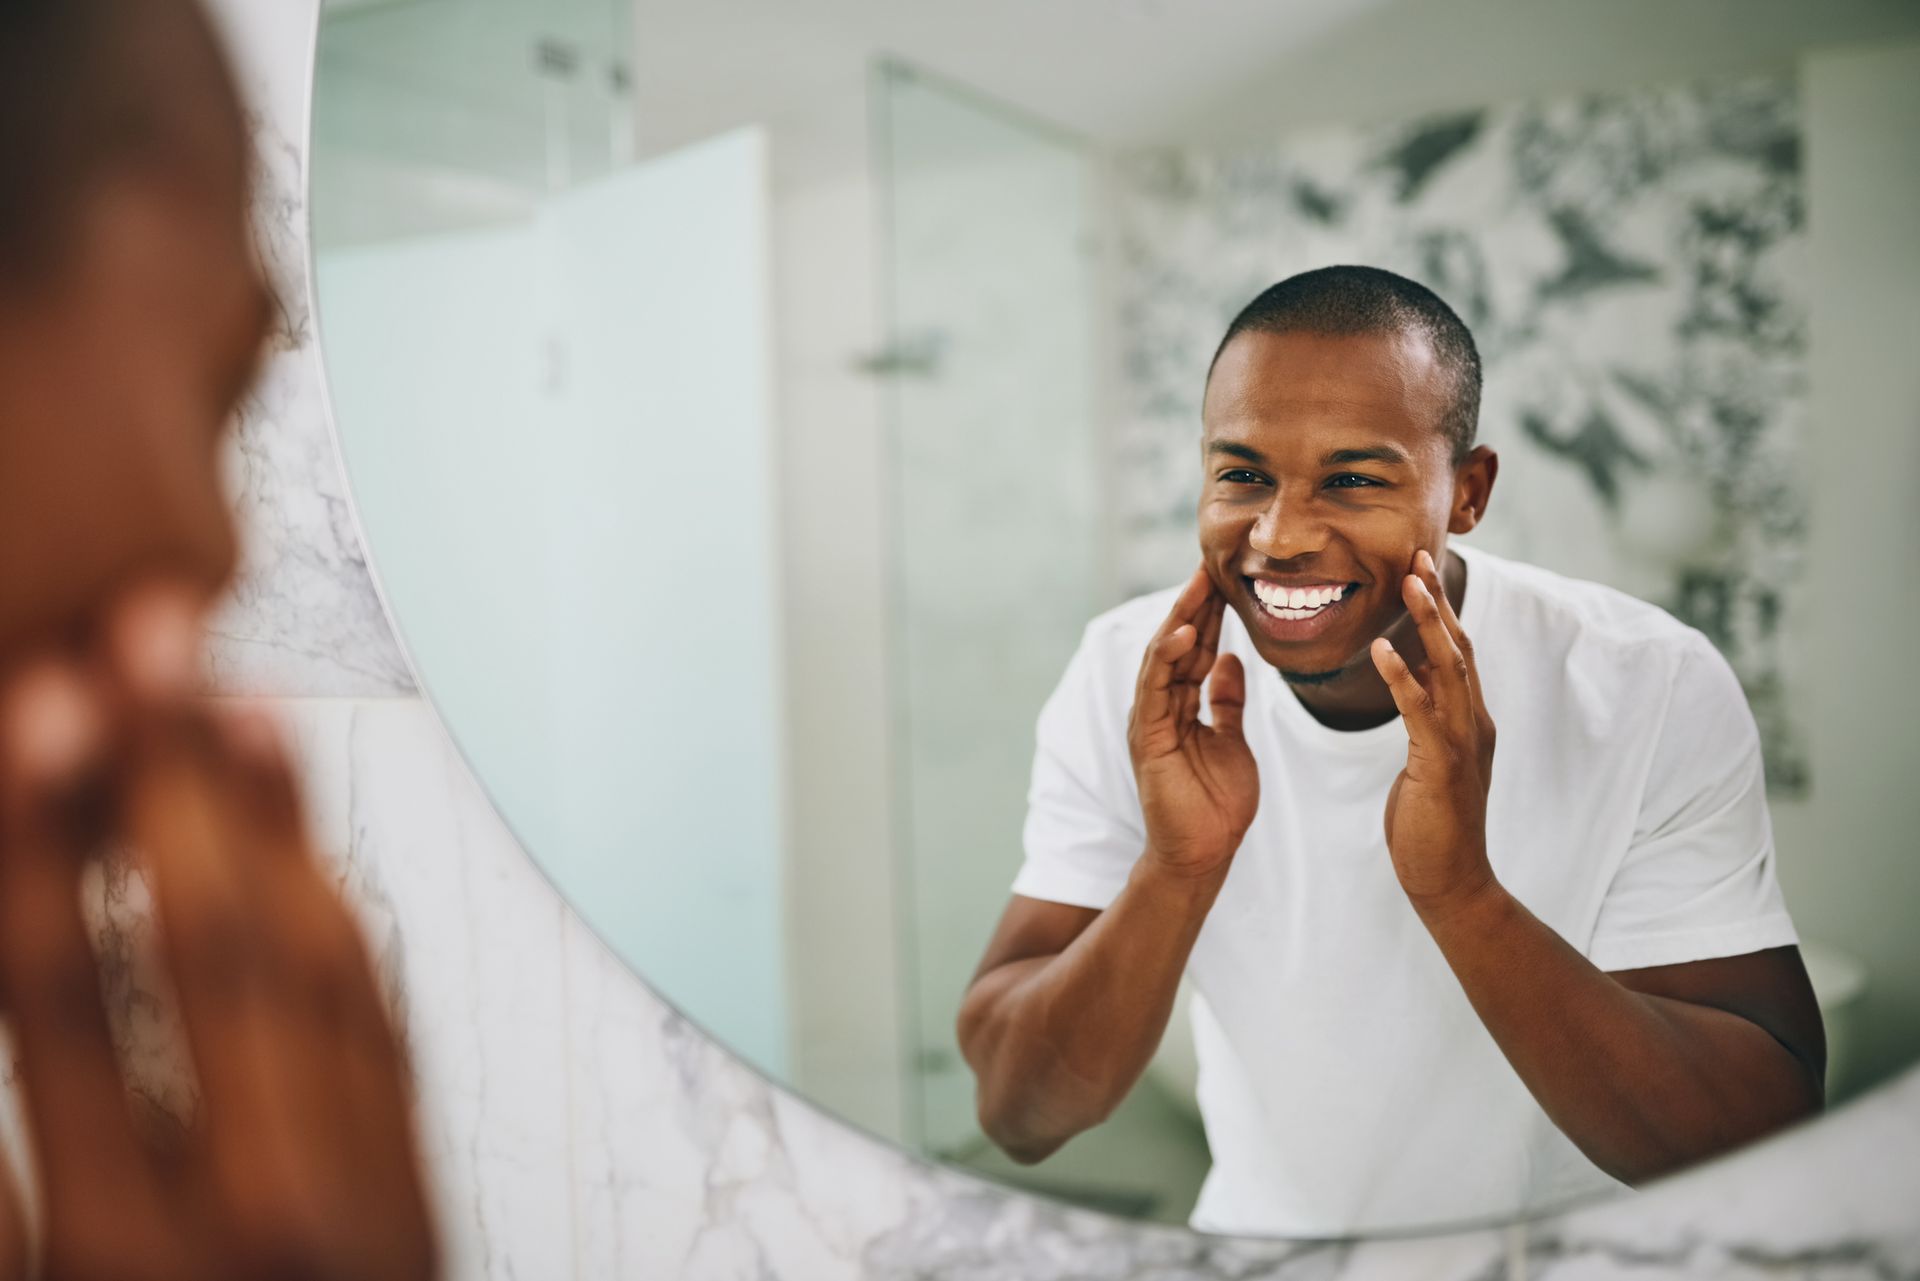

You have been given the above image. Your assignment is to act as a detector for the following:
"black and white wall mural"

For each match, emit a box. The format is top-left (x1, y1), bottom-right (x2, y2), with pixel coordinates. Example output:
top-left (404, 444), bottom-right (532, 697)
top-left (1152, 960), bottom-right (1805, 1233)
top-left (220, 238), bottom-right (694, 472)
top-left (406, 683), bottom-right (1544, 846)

top-left (1113, 74), bottom-right (1809, 794)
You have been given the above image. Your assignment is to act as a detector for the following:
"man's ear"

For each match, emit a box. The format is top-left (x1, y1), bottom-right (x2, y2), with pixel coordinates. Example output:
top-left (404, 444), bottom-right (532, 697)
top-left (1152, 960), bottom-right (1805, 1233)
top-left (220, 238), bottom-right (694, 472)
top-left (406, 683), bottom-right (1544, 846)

top-left (1448, 445), bottom-right (1498, 535)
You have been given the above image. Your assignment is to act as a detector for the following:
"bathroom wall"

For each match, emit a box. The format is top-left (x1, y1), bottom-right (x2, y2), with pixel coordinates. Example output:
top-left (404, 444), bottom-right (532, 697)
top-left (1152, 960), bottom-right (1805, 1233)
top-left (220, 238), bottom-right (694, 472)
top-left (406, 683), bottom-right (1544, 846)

top-left (1777, 38), bottom-right (1920, 1102)
top-left (205, 0), bottom-right (414, 697)
top-left (122, 2), bottom-right (1920, 1277)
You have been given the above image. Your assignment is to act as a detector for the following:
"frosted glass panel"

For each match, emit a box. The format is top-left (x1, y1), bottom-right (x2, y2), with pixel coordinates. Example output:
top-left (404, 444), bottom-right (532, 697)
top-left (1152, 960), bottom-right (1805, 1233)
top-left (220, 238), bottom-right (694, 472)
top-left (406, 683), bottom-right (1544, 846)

top-left (318, 129), bottom-right (790, 1076)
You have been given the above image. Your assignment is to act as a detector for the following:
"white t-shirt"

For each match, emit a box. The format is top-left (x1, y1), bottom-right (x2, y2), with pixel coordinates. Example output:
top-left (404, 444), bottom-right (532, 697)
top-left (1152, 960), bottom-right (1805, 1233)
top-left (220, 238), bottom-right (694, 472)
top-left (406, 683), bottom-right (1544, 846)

top-left (1011, 542), bottom-right (1798, 1236)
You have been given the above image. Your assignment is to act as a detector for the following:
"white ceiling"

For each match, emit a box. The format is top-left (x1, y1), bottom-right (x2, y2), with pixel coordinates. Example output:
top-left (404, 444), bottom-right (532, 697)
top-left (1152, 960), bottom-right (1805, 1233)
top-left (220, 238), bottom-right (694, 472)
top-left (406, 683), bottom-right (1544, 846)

top-left (315, 0), bottom-right (1920, 204)
top-left (621, 0), bottom-right (1396, 150)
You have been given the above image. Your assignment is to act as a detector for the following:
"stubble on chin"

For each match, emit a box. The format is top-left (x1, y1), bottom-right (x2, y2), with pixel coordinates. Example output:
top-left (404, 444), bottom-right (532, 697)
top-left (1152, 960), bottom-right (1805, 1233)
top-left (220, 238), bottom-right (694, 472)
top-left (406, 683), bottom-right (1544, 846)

top-left (1275, 637), bottom-right (1380, 687)
top-left (1277, 666), bottom-right (1346, 687)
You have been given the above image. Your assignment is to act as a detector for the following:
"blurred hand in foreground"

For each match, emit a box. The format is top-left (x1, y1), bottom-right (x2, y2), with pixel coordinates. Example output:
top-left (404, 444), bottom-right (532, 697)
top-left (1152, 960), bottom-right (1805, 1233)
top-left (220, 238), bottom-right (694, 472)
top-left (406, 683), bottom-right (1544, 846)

top-left (0, 586), bottom-right (438, 1281)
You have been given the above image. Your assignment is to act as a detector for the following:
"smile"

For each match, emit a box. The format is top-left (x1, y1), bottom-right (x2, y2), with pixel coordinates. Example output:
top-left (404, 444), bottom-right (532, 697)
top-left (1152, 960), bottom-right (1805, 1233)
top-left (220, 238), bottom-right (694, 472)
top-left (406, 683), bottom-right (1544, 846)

top-left (1248, 579), bottom-right (1355, 620)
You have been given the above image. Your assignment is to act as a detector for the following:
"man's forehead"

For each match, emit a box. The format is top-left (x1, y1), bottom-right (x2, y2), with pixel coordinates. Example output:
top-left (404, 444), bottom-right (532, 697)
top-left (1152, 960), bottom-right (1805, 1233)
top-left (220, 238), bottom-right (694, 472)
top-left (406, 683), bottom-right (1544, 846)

top-left (1202, 327), bottom-right (1449, 437)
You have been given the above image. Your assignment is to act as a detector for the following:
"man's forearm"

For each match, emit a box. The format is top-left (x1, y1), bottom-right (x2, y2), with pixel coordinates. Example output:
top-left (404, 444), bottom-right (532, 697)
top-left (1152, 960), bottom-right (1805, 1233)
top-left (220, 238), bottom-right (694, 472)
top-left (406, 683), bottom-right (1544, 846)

top-left (958, 857), bottom-right (1223, 1162)
top-left (1418, 879), bottom-right (1822, 1184)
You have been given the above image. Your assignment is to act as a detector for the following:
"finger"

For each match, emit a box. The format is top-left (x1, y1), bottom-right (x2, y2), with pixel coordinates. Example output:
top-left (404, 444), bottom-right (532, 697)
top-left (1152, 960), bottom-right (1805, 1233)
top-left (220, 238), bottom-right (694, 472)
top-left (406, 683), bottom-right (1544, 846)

top-left (98, 581), bottom-right (206, 708)
top-left (1186, 590), bottom-right (1225, 679)
top-left (1370, 638), bottom-right (1439, 737)
top-left (1417, 549), bottom-right (1489, 713)
top-left (1134, 567), bottom-right (1212, 729)
top-left (1401, 570), bottom-right (1470, 718)
top-left (1132, 623), bottom-right (1200, 746)
top-left (1206, 653), bottom-right (1247, 740)
top-left (123, 710), bottom-right (334, 1268)
top-left (1174, 591), bottom-right (1227, 726)
top-left (0, 663), bottom-right (172, 1256)
top-left (1164, 564), bottom-right (1214, 635)
top-left (212, 707), bottom-right (438, 1280)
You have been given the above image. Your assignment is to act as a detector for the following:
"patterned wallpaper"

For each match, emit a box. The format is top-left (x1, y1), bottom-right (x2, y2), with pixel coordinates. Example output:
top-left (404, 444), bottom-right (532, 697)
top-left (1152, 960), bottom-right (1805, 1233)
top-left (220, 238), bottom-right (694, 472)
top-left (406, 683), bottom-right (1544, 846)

top-left (1112, 75), bottom-right (1809, 794)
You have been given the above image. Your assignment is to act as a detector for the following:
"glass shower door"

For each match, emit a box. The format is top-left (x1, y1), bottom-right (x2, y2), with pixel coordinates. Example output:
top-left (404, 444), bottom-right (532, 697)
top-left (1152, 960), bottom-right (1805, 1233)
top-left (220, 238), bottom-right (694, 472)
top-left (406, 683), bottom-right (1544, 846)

top-left (874, 61), bottom-right (1106, 1158)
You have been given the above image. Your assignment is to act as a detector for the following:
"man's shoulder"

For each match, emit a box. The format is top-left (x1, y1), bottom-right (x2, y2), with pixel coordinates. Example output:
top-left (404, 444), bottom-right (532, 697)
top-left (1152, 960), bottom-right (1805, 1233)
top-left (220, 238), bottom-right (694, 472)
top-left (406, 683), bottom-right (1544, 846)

top-left (1055, 586), bottom-right (1189, 704)
top-left (1469, 545), bottom-right (1709, 667)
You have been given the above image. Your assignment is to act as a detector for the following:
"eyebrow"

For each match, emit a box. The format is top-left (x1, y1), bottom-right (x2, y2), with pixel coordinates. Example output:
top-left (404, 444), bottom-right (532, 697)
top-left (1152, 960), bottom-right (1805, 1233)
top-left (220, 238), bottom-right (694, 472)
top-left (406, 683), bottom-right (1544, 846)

top-left (1324, 445), bottom-right (1410, 467)
top-left (1207, 441), bottom-right (1267, 465)
top-left (1206, 441), bottom-right (1412, 467)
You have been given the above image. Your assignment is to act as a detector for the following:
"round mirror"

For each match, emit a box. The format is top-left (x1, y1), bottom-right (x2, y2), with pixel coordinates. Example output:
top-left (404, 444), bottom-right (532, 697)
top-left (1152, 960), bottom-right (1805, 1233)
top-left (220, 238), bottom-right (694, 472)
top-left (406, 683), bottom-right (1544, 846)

top-left (311, 0), bottom-right (1920, 1237)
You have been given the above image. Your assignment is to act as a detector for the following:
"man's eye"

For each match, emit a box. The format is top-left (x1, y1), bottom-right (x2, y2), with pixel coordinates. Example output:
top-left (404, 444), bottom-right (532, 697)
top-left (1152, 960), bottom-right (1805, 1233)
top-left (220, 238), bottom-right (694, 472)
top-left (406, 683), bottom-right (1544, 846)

top-left (1326, 473), bottom-right (1382, 489)
top-left (1221, 469), bottom-right (1268, 485)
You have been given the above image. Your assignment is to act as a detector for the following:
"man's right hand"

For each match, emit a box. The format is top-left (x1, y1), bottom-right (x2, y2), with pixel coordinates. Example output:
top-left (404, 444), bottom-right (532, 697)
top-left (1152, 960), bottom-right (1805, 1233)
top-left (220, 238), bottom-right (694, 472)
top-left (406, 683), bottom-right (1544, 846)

top-left (1126, 565), bottom-right (1258, 880)
top-left (960, 565), bottom-right (1256, 1161)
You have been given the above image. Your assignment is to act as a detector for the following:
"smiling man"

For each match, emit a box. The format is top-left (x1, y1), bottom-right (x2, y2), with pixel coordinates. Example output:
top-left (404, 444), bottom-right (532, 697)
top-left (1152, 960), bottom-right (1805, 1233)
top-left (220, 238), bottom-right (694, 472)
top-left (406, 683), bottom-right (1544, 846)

top-left (956, 265), bottom-right (1823, 1235)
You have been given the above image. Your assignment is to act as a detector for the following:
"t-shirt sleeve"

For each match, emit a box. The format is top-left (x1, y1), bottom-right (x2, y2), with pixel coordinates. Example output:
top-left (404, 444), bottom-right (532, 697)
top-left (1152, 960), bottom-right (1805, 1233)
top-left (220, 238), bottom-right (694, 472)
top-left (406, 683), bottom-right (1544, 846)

top-left (1009, 621), bottom-right (1147, 911)
top-left (1587, 634), bottom-right (1799, 973)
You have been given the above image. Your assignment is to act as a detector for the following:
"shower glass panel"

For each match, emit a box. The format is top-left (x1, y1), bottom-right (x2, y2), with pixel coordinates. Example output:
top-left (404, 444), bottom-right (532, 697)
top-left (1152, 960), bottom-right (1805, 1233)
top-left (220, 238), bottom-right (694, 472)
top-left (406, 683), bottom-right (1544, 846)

top-left (874, 63), bottom-right (1106, 1158)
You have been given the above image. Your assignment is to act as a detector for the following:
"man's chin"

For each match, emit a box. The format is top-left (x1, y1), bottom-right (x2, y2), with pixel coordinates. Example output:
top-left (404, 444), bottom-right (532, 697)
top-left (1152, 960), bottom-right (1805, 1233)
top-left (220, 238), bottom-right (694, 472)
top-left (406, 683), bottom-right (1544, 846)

top-left (1252, 635), bottom-right (1375, 687)
top-left (1277, 665), bottom-right (1349, 687)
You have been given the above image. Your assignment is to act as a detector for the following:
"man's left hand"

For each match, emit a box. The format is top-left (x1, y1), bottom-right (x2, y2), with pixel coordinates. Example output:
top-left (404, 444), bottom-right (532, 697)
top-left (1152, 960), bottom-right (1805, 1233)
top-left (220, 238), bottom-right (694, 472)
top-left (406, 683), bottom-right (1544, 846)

top-left (1368, 548), bottom-right (1498, 918)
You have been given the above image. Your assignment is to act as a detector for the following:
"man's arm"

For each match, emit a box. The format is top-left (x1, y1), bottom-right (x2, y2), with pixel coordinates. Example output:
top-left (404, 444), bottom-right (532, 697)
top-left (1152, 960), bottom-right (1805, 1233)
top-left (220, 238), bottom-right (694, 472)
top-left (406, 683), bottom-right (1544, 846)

top-left (959, 566), bottom-right (1257, 1163)
top-left (1371, 550), bottom-right (1823, 1186)
top-left (1419, 886), bottom-right (1822, 1184)
top-left (959, 867), bottom-right (1222, 1163)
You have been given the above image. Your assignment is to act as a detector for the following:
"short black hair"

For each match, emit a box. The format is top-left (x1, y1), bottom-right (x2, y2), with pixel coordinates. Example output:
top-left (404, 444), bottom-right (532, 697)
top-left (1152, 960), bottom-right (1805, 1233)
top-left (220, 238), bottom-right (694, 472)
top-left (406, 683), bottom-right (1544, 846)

top-left (1209, 265), bottom-right (1483, 462)
top-left (0, 0), bottom-right (240, 290)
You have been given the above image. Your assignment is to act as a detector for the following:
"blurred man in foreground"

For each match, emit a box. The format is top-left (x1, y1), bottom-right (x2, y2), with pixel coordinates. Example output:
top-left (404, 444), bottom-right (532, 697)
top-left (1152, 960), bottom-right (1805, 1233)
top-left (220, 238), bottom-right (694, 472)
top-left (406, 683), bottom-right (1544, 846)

top-left (0, 0), bottom-right (437, 1275)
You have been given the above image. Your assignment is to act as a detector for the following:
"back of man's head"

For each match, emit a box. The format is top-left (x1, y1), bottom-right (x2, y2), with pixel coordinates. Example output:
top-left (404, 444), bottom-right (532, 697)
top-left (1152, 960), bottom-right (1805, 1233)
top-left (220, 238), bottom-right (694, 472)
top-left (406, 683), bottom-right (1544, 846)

top-left (1211, 265), bottom-right (1483, 462)
top-left (0, 0), bottom-right (242, 293)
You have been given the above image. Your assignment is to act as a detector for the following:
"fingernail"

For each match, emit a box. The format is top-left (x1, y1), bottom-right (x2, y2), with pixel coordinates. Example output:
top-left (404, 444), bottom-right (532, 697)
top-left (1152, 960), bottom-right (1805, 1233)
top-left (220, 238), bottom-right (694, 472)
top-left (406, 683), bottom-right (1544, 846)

top-left (0, 664), bottom-right (106, 787)
top-left (109, 585), bottom-right (203, 700)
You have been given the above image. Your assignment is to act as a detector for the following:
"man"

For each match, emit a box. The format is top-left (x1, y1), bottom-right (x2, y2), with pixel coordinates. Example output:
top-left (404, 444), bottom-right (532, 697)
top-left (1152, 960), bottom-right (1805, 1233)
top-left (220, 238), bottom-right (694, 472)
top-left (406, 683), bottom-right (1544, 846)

top-left (0, 0), bottom-right (437, 1275)
top-left (957, 266), bottom-right (1823, 1236)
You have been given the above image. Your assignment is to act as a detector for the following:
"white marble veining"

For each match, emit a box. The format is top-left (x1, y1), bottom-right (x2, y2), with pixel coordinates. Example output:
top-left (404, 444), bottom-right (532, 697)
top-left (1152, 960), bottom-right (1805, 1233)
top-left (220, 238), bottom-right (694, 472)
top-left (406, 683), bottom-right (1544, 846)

top-left (282, 701), bottom-right (575, 1281)
top-left (104, 2), bottom-right (1918, 1278)
top-left (202, 0), bottom-right (413, 697)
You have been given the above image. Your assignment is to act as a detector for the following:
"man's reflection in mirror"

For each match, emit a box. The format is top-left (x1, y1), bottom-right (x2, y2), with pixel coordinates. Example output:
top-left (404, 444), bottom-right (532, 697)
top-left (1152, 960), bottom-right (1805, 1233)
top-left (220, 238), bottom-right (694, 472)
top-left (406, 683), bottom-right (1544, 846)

top-left (959, 266), bottom-right (1822, 1236)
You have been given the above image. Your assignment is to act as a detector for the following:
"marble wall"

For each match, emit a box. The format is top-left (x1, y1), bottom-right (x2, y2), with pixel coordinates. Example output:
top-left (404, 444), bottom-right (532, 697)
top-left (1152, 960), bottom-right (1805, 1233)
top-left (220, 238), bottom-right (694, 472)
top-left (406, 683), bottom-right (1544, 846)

top-left (204, 0), bottom-right (414, 697)
top-left (98, 3), bottom-right (1914, 1277)
top-left (1113, 76), bottom-right (1810, 794)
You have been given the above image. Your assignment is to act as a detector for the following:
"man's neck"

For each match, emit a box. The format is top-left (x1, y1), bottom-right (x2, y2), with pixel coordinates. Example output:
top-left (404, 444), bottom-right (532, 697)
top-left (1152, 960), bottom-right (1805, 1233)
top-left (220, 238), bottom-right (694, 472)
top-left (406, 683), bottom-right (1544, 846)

top-left (1282, 548), bottom-right (1468, 732)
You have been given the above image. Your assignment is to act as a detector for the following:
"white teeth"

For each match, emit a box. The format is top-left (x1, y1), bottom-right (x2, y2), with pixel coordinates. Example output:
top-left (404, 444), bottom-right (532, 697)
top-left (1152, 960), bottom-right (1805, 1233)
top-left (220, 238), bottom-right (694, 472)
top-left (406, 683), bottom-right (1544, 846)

top-left (1251, 581), bottom-right (1346, 616)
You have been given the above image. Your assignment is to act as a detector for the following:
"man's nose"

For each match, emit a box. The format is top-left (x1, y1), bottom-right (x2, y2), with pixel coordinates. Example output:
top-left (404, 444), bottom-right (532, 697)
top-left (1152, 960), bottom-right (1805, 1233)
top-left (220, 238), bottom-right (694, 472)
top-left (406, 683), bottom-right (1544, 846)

top-left (1248, 488), bottom-right (1330, 561)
